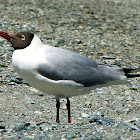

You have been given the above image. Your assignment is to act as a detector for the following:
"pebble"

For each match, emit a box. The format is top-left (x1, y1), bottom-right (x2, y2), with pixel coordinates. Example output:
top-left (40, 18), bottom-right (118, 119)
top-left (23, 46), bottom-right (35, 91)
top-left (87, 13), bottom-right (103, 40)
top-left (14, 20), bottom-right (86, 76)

top-left (24, 136), bottom-right (35, 140)
top-left (134, 122), bottom-right (140, 128)
top-left (35, 132), bottom-right (45, 139)
top-left (52, 39), bottom-right (65, 47)
top-left (12, 122), bottom-right (30, 132)
top-left (84, 101), bottom-right (92, 108)
top-left (9, 82), bottom-right (17, 85)
top-left (34, 111), bottom-right (43, 115)
top-left (61, 105), bottom-right (67, 110)
top-left (116, 109), bottom-right (130, 114)
top-left (127, 124), bottom-right (139, 130)
top-left (96, 111), bottom-right (104, 117)
top-left (29, 88), bottom-right (39, 92)
top-left (39, 124), bottom-right (50, 131)
top-left (6, 135), bottom-right (19, 140)
top-left (72, 39), bottom-right (82, 44)
top-left (0, 62), bottom-right (8, 67)
top-left (10, 78), bottom-right (23, 84)
top-left (29, 123), bottom-right (37, 130)
top-left (81, 113), bottom-right (90, 118)
top-left (89, 116), bottom-right (116, 125)
top-left (57, 39), bottom-right (65, 46)
top-left (61, 138), bottom-right (67, 140)
top-left (91, 132), bottom-right (103, 139)
top-left (0, 125), bottom-right (5, 129)
top-left (52, 125), bottom-right (57, 130)
top-left (101, 56), bottom-right (116, 59)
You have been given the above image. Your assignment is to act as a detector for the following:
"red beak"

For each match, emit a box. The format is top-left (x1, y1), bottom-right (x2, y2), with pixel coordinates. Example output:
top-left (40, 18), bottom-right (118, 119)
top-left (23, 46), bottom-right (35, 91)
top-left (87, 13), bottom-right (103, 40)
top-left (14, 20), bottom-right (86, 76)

top-left (0, 31), bottom-right (14, 40)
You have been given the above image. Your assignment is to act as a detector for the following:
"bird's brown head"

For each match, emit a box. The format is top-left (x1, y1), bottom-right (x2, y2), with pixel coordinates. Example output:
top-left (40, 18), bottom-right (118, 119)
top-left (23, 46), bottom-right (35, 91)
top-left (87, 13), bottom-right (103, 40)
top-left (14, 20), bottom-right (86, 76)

top-left (0, 31), bottom-right (34, 50)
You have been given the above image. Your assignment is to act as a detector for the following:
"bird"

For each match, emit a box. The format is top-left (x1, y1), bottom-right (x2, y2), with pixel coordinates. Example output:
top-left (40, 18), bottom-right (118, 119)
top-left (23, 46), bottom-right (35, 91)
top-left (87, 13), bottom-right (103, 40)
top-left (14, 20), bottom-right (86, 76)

top-left (0, 31), bottom-right (139, 123)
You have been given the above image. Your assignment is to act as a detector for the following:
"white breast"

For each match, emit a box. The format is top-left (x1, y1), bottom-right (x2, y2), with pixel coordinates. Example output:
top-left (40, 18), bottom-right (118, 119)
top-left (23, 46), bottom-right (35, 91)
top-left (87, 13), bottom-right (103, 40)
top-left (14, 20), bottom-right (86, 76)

top-left (11, 46), bottom-right (87, 98)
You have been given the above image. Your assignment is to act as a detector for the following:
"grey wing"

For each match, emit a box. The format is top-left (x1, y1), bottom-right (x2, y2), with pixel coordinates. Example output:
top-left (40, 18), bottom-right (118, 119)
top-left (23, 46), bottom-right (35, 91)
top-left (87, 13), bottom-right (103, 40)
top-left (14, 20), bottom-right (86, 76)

top-left (37, 46), bottom-right (126, 87)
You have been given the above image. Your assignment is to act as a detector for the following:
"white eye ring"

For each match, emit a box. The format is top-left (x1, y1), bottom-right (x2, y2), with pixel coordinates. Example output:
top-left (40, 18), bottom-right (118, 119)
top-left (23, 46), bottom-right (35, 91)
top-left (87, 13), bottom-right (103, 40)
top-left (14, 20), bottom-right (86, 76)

top-left (21, 35), bottom-right (25, 40)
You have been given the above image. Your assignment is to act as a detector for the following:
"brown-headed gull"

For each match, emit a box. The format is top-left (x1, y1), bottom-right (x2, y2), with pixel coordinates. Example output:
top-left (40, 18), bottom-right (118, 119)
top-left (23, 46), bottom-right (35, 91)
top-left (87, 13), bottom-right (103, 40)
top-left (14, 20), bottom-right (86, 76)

top-left (0, 31), bottom-right (139, 123)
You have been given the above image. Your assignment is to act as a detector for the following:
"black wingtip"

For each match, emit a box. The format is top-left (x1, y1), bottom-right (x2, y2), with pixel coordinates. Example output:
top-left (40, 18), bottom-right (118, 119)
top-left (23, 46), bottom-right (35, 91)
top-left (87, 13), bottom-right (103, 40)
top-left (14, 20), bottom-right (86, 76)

top-left (123, 68), bottom-right (140, 78)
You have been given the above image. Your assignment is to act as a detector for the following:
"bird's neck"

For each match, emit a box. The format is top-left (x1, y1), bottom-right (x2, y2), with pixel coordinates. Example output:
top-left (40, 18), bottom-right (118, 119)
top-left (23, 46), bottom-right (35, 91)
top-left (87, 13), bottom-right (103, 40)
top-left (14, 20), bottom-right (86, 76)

top-left (28, 34), bottom-right (43, 50)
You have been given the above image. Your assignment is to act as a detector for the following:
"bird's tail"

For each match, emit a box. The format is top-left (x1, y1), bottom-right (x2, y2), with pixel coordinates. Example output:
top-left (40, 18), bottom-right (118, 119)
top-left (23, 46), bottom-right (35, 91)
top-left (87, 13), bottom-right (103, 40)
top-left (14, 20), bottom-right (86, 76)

top-left (123, 68), bottom-right (140, 78)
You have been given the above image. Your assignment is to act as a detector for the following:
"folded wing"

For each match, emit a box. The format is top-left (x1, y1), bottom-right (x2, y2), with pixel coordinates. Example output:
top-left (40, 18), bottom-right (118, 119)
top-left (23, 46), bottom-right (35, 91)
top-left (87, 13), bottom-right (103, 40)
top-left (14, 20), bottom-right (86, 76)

top-left (37, 46), bottom-right (126, 87)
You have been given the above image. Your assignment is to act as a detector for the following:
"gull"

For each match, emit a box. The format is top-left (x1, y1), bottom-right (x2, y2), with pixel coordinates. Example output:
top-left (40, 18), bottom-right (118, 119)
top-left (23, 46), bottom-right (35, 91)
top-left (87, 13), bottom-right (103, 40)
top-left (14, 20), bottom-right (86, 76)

top-left (0, 31), bottom-right (139, 123)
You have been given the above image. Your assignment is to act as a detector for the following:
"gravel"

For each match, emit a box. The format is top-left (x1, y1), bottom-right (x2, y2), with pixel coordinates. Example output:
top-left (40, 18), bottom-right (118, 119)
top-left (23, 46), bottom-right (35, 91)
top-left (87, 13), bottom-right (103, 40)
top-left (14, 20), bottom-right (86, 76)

top-left (0, 0), bottom-right (140, 139)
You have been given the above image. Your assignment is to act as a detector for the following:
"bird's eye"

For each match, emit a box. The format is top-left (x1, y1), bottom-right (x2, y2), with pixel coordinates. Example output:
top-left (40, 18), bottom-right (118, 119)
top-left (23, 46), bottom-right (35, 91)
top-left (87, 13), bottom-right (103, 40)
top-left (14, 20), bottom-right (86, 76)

top-left (21, 35), bottom-right (25, 40)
